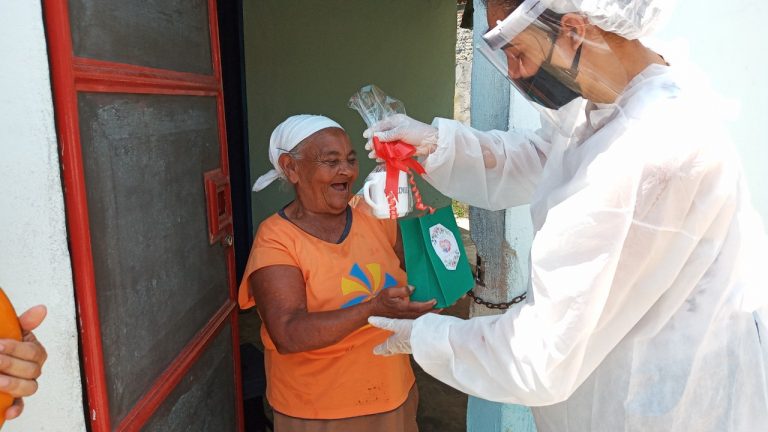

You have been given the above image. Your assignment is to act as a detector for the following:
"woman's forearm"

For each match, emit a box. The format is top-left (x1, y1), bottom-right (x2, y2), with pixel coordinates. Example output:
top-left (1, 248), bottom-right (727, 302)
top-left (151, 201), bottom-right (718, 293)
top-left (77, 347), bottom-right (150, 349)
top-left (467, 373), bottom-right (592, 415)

top-left (251, 267), bottom-right (431, 355)
top-left (268, 301), bottom-right (374, 354)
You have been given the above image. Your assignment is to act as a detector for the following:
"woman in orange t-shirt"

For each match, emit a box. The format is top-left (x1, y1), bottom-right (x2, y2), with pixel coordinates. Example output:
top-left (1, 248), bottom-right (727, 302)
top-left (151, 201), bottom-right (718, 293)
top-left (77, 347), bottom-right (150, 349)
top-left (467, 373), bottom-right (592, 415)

top-left (239, 115), bottom-right (436, 432)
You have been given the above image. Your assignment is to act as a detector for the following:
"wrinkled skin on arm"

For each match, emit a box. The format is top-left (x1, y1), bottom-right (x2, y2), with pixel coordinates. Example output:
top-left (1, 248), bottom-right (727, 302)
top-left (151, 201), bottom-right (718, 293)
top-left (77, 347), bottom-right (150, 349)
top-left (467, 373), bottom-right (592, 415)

top-left (249, 265), bottom-right (435, 354)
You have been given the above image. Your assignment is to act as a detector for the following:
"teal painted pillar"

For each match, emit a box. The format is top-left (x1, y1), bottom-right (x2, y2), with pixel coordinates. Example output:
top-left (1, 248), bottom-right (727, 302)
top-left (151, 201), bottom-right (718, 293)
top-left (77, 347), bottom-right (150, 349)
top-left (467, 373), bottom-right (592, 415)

top-left (468, 398), bottom-right (537, 432)
top-left (466, 1), bottom-right (537, 431)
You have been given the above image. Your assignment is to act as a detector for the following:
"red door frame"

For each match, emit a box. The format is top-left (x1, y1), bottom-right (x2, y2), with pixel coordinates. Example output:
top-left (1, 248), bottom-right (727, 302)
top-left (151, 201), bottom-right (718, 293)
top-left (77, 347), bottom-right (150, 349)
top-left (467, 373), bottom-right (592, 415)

top-left (42, 1), bottom-right (244, 430)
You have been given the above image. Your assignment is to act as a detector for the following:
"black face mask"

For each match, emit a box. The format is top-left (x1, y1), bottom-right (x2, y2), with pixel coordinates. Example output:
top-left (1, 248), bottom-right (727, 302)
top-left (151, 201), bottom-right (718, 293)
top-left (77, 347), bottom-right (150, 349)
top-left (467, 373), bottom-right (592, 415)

top-left (516, 35), bottom-right (583, 110)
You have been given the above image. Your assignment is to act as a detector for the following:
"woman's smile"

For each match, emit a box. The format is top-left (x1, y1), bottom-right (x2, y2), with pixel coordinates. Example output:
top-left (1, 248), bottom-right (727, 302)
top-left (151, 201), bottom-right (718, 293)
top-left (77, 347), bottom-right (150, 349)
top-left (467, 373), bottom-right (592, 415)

top-left (330, 181), bottom-right (349, 193)
top-left (282, 127), bottom-right (359, 215)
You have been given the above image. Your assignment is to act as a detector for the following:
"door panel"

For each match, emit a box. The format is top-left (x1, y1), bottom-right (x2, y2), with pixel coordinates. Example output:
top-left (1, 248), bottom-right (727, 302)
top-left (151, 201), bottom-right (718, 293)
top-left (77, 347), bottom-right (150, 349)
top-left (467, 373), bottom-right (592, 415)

top-left (68, 0), bottom-right (213, 74)
top-left (78, 93), bottom-right (229, 422)
top-left (142, 323), bottom-right (236, 432)
top-left (43, 0), bottom-right (242, 430)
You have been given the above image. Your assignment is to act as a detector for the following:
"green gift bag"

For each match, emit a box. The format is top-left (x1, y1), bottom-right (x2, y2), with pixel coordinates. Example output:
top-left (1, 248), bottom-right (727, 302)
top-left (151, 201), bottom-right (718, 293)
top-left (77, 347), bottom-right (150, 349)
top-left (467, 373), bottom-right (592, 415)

top-left (399, 206), bottom-right (475, 308)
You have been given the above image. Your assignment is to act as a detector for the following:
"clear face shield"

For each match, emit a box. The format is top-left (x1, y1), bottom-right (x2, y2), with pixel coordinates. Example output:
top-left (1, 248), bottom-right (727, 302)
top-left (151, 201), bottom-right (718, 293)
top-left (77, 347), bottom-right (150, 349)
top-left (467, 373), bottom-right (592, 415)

top-left (478, 0), bottom-right (624, 133)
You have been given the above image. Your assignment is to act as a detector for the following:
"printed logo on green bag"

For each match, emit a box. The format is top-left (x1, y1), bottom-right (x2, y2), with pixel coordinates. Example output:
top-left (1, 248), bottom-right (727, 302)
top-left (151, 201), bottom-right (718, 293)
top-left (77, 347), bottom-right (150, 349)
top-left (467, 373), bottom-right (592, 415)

top-left (339, 263), bottom-right (398, 308)
top-left (429, 224), bottom-right (460, 270)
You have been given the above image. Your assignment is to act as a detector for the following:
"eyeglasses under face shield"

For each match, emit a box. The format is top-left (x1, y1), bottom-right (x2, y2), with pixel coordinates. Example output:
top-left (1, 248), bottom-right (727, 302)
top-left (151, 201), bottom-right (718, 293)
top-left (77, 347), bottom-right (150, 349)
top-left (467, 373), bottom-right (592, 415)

top-left (479, 0), bottom-right (588, 112)
top-left (478, 0), bottom-right (626, 115)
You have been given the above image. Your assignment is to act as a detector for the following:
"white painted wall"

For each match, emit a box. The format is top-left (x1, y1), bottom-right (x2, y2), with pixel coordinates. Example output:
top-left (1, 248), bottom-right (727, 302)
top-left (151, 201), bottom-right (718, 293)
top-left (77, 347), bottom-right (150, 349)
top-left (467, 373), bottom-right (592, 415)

top-left (0, 1), bottom-right (86, 431)
top-left (651, 0), bottom-right (768, 220)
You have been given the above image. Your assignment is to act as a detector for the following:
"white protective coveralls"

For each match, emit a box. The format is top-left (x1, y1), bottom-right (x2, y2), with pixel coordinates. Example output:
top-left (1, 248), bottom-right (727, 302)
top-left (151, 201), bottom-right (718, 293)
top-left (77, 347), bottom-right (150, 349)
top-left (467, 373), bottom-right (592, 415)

top-left (411, 63), bottom-right (768, 431)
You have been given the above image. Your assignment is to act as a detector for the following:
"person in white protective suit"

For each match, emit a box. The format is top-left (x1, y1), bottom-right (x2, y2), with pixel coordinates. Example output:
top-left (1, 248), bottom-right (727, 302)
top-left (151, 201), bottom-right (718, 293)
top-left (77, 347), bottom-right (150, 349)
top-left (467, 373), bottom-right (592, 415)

top-left (365, 0), bottom-right (768, 430)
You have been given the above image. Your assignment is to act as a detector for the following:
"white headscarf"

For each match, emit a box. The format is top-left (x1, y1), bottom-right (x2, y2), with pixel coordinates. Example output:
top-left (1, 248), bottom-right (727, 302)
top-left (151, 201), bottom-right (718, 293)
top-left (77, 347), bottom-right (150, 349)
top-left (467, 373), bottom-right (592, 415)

top-left (252, 114), bottom-right (343, 192)
top-left (547, 0), bottom-right (673, 40)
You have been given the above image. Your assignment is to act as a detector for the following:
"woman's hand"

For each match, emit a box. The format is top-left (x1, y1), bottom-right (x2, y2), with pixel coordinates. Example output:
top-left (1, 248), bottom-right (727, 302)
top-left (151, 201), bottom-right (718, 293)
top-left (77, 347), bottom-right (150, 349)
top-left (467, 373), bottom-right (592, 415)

top-left (370, 286), bottom-right (436, 319)
top-left (1, 305), bottom-right (47, 421)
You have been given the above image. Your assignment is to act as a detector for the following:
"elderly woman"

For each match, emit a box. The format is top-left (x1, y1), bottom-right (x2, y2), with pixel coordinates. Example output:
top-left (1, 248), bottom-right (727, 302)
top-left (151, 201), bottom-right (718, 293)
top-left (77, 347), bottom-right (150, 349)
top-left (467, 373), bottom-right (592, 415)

top-left (238, 115), bottom-right (435, 432)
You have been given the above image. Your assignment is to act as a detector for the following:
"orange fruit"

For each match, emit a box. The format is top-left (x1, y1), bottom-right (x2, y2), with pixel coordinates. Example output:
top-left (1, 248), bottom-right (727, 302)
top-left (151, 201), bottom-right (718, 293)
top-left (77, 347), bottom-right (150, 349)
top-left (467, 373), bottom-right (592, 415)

top-left (0, 289), bottom-right (21, 428)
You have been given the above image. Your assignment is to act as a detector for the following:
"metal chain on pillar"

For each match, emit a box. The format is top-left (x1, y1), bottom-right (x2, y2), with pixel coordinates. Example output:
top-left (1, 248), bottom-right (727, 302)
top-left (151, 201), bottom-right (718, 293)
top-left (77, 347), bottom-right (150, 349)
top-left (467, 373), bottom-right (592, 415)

top-left (471, 253), bottom-right (527, 310)
top-left (466, 289), bottom-right (526, 310)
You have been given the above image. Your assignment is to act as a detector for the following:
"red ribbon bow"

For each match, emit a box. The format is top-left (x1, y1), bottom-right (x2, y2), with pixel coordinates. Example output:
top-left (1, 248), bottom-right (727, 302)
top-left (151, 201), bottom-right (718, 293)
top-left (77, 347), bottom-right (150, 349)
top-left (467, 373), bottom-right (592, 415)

top-left (372, 137), bottom-right (435, 218)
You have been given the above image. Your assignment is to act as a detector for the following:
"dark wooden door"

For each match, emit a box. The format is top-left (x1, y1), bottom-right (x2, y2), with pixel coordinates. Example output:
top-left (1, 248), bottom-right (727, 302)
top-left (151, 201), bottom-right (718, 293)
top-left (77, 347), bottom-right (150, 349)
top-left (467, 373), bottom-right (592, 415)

top-left (43, 1), bottom-right (243, 430)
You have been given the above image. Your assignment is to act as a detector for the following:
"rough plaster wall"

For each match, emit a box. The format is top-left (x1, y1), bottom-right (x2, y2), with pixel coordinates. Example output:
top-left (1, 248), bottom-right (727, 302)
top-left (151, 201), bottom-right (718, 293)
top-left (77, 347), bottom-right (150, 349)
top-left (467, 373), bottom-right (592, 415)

top-left (0, 1), bottom-right (86, 431)
top-left (454, 9), bottom-right (473, 126)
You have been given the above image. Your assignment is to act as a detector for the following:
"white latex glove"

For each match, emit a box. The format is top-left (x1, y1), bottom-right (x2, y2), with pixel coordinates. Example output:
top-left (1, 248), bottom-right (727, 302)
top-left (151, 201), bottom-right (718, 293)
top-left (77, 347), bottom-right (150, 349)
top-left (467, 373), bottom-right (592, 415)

top-left (368, 316), bottom-right (414, 356)
top-left (363, 114), bottom-right (439, 158)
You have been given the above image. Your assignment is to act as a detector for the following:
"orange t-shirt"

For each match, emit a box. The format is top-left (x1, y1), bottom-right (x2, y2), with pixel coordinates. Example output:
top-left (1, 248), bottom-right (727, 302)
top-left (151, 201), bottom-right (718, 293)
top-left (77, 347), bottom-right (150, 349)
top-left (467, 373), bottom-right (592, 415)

top-left (238, 205), bottom-right (415, 419)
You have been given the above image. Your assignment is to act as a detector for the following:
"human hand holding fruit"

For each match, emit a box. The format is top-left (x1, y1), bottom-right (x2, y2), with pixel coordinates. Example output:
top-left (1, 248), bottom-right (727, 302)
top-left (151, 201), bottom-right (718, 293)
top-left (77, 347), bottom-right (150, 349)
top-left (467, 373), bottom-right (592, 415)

top-left (0, 289), bottom-right (47, 426)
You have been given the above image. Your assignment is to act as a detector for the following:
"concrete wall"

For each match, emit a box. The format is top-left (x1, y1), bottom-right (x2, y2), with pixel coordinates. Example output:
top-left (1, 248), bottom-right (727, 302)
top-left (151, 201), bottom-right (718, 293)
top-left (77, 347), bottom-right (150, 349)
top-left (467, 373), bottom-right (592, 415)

top-left (0, 1), bottom-right (86, 431)
top-left (242, 0), bottom-right (456, 227)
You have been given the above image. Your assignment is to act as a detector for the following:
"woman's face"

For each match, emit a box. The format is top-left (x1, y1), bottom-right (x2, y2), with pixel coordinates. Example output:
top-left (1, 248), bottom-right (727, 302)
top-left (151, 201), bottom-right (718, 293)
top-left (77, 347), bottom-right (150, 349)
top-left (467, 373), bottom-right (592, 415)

top-left (290, 128), bottom-right (358, 215)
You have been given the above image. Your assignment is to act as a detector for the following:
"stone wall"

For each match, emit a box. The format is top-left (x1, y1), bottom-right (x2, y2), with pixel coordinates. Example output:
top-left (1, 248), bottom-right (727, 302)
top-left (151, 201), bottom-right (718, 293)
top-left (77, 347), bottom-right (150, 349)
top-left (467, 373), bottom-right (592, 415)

top-left (454, 5), bottom-right (473, 125)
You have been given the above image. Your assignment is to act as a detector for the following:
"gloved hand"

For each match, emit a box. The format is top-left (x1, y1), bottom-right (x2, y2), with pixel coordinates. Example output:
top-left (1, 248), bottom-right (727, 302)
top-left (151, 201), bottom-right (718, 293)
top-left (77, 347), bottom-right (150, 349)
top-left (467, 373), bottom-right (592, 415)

top-left (363, 114), bottom-right (439, 158)
top-left (368, 316), bottom-right (414, 356)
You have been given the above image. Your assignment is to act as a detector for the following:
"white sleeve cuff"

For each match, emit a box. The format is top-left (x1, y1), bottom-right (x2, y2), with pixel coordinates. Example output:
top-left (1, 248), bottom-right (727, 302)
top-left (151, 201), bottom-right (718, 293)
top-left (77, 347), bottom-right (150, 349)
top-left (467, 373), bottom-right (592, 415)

top-left (411, 312), bottom-right (463, 372)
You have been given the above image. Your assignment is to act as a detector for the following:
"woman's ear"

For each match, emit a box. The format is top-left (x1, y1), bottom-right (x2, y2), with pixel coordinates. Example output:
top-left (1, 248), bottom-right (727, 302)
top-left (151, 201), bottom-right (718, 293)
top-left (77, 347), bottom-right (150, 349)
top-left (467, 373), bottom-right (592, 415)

top-left (560, 13), bottom-right (588, 50)
top-left (278, 153), bottom-right (300, 184)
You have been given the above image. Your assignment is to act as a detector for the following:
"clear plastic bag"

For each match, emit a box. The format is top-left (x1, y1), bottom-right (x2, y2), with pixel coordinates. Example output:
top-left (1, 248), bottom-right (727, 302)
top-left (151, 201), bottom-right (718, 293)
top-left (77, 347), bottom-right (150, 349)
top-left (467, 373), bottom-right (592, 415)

top-left (348, 85), bottom-right (414, 219)
top-left (347, 84), bottom-right (407, 129)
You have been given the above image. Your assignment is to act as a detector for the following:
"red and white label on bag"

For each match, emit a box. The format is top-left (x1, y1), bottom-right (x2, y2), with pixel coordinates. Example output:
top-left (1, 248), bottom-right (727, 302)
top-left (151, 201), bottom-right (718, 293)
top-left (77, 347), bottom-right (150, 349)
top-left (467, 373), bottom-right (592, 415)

top-left (429, 224), bottom-right (460, 270)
